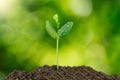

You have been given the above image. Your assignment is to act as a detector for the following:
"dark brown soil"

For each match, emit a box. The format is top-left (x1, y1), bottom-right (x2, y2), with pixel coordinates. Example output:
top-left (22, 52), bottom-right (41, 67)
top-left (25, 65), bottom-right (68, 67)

top-left (4, 65), bottom-right (120, 80)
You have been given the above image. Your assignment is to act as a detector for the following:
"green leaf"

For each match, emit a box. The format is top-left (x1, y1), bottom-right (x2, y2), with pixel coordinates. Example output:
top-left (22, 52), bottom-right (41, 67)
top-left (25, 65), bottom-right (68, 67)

top-left (46, 20), bottom-right (59, 39)
top-left (53, 14), bottom-right (58, 23)
top-left (53, 14), bottom-right (60, 28)
top-left (58, 22), bottom-right (73, 38)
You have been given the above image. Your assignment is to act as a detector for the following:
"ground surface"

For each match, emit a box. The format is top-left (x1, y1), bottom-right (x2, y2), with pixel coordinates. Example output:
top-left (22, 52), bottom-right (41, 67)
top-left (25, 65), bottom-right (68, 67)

top-left (5, 65), bottom-right (120, 80)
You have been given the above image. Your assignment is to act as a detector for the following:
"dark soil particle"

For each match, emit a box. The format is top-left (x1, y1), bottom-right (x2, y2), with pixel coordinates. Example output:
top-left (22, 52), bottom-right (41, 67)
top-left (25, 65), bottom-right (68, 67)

top-left (5, 65), bottom-right (120, 80)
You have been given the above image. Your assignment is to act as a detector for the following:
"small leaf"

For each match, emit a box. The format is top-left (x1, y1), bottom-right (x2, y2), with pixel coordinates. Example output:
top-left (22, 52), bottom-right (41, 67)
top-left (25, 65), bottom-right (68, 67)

top-left (58, 22), bottom-right (73, 38)
top-left (53, 14), bottom-right (58, 23)
top-left (53, 14), bottom-right (60, 28)
top-left (46, 20), bottom-right (59, 39)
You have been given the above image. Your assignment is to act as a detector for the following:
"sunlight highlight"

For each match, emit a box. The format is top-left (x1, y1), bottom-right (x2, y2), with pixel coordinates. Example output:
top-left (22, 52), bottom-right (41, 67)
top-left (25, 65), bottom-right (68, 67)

top-left (0, 0), bottom-right (11, 14)
top-left (69, 0), bottom-right (92, 17)
top-left (0, 0), bottom-right (18, 16)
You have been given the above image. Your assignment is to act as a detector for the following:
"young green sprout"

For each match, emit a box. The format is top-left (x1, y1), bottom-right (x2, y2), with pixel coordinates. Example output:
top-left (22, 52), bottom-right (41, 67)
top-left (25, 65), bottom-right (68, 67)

top-left (46, 14), bottom-right (73, 69)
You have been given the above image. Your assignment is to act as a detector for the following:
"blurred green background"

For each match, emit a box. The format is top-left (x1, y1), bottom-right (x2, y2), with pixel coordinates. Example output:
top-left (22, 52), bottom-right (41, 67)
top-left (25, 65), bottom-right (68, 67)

top-left (0, 0), bottom-right (120, 79)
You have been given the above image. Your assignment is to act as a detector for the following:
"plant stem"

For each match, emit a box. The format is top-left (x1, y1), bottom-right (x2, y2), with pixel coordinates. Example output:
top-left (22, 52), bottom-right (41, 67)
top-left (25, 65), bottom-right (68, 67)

top-left (56, 38), bottom-right (59, 69)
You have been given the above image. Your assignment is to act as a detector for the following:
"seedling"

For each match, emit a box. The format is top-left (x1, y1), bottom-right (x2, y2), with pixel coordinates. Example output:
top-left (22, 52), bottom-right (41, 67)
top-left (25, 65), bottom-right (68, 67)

top-left (46, 14), bottom-right (73, 69)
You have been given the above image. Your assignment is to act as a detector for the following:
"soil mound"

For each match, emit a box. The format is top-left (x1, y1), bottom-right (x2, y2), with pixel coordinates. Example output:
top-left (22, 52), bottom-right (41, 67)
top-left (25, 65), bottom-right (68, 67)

top-left (5, 65), bottom-right (120, 80)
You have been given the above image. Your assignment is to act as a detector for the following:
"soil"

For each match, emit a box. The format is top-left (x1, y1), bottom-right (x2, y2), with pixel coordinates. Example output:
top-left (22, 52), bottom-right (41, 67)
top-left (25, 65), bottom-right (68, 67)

top-left (4, 65), bottom-right (120, 80)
